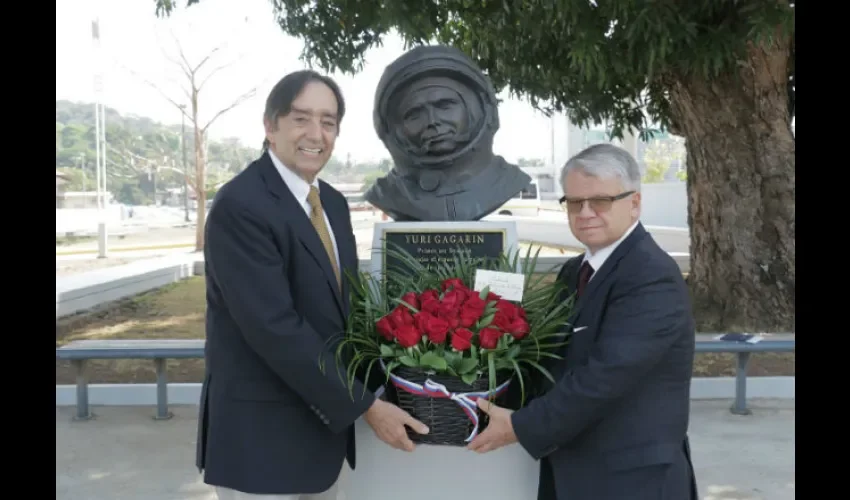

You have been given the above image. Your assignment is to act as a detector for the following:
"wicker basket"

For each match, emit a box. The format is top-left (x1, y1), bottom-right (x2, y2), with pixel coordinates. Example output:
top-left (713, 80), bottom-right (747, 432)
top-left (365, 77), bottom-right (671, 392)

top-left (387, 366), bottom-right (512, 447)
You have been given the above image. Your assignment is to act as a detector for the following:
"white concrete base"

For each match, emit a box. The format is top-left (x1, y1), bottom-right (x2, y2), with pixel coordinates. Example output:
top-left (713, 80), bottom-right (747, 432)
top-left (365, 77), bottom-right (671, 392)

top-left (55, 377), bottom-right (794, 407)
top-left (349, 418), bottom-right (539, 499)
top-left (56, 254), bottom-right (202, 318)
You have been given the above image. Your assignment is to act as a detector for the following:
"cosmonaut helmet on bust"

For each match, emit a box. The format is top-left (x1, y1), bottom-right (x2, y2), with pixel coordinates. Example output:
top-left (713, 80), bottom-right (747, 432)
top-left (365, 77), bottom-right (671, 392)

top-left (366, 44), bottom-right (531, 222)
top-left (372, 44), bottom-right (501, 176)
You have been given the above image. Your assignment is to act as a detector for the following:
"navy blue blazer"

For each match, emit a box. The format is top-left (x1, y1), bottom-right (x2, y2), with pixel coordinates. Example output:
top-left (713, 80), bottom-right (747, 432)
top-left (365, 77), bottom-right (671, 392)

top-left (511, 223), bottom-right (699, 500)
top-left (196, 152), bottom-right (375, 495)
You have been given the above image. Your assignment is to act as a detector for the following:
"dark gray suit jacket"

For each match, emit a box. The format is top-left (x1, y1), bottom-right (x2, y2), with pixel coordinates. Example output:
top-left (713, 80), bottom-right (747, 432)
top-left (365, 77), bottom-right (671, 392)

top-left (196, 152), bottom-right (375, 495)
top-left (511, 223), bottom-right (698, 500)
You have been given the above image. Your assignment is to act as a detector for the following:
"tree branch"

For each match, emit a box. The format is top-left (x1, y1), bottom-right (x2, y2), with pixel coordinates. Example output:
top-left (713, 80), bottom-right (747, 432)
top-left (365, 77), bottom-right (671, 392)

top-left (202, 87), bottom-right (257, 133)
top-left (112, 59), bottom-right (192, 122)
top-left (191, 47), bottom-right (220, 75)
top-left (196, 59), bottom-right (236, 92)
top-left (163, 49), bottom-right (194, 83)
top-left (168, 29), bottom-right (196, 78)
top-left (155, 28), bottom-right (193, 82)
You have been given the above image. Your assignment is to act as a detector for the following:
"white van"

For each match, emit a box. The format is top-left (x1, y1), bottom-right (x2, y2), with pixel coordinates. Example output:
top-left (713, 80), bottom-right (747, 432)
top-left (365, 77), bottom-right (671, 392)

top-left (495, 180), bottom-right (541, 217)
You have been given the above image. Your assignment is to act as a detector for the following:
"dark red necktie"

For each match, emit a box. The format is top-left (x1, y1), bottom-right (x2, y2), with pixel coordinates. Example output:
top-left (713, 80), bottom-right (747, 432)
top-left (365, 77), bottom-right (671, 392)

top-left (577, 261), bottom-right (594, 297)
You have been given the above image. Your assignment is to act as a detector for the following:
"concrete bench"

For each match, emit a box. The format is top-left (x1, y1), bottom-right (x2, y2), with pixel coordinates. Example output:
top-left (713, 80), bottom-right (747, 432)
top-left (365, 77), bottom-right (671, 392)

top-left (56, 334), bottom-right (794, 421)
top-left (695, 333), bottom-right (795, 415)
top-left (56, 339), bottom-right (204, 420)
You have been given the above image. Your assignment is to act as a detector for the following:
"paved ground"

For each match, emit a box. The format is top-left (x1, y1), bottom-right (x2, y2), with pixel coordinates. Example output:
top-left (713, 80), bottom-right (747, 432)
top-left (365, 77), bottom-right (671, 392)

top-left (56, 255), bottom-right (141, 277)
top-left (56, 399), bottom-right (794, 500)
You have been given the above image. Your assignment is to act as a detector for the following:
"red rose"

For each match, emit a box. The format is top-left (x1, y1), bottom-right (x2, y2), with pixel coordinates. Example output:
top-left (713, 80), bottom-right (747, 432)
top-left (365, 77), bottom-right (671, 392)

top-left (479, 326), bottom-right (503, 349)
top-left (460, 309), bottom-right (482, 328)
top-left (440, 289), bottom-right (466, 310)
top-left (486, 291), bottom-right (501, 302)
top-left (464, 293), bottom-right (486, 310)
top-left (442, 313), bottom-right (460, 330)
top-left (459, 294), bottom-right (486, 328)
top-left (395, 324), bottom-right (421, 348)
top-left (376, 316), bottom-right (394, 341)
top-left (442, 278), bottom-right (466, 292)
top-left (491, 311), bottom-right (512, 331)
top-left (400, 292), bottom-right (419, 310)
top-left (437, 308), bottom-right (460, 330)
top-left (419, 290), bottom-right (441, 315)
top-left (416, 313), bottom-right (450, 343)
top-left (451, 328), bottom-right (474, 351)
top-left (388, 305), bottom-right (414, 329)
top-left (492, 299), bottom-right (522, 331)
top-left (508, 317), bottom-right (530, 339)
top-left (495, 299), bottom-right (519, 318)
top-left (414, 312), bottom-right (429, 332)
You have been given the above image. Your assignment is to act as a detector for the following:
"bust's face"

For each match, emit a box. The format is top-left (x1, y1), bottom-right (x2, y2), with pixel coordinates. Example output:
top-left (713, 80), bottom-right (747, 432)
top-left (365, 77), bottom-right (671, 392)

top-left (394, 77), bottom-right (472, 157)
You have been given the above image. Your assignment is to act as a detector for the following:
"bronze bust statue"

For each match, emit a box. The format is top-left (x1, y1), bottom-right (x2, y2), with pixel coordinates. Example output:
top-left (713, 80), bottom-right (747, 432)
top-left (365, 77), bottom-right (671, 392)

top-left (366, 45), bottom-right (532, 221)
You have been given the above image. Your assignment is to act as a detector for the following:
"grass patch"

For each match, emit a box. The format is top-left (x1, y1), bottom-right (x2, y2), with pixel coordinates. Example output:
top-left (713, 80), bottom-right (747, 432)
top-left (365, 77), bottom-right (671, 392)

top-left (55, 275), bottom-right (794, 384)
top-left (56, 277), bottom-right (206, 384)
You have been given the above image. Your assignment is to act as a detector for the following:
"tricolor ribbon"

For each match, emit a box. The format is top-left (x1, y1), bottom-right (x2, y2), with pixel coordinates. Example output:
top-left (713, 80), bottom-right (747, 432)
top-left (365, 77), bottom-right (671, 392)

top-left (380, 360), bottom-right (511, 442)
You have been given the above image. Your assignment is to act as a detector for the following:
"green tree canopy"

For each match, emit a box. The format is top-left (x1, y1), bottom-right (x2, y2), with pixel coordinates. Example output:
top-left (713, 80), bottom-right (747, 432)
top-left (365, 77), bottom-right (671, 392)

top-left (157, 0), bottom-right (793, 139)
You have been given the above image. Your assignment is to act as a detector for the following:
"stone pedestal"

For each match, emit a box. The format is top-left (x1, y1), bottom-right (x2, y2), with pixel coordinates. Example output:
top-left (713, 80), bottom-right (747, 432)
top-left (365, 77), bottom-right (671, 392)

top-left (345, 417), bottom-right (540, 499)
top-left (347, 219), bottom-right (538, 499)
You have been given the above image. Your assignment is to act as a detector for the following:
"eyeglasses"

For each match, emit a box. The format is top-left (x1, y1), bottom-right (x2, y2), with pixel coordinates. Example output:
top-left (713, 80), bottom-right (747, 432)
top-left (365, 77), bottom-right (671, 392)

top-left (559, 191), bottom-right (635, 213)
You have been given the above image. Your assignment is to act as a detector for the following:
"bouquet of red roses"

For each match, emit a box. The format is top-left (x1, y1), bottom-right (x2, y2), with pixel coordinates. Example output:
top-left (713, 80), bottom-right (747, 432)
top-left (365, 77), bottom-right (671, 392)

top-left (376, 279), bottom-right (534, 383)
top-left (324, 244), bottom-right (575, 446)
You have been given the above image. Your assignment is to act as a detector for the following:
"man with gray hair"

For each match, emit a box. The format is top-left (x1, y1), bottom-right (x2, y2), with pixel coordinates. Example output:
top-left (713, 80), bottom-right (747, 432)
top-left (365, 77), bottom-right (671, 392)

top-left (467, 143), bottom-right (698, 500)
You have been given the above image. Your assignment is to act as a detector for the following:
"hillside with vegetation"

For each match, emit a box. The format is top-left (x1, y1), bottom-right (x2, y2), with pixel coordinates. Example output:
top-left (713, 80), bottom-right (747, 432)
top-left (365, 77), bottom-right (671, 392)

top-left (56, 100), bottom-right (406, 204)
top-left (56, 100), bottom-right (260, 205)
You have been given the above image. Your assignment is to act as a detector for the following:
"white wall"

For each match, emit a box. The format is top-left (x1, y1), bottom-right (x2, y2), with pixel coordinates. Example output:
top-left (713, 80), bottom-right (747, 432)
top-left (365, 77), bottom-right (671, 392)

top-left (548, 115), bottom-right (689, 229)
top-left (639, 182), bottom-right (688, 228)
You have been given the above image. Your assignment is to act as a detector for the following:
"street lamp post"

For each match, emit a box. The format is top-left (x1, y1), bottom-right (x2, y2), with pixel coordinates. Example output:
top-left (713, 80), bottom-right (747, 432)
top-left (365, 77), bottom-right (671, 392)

top-left (92, 17), bottom-right (108, 259)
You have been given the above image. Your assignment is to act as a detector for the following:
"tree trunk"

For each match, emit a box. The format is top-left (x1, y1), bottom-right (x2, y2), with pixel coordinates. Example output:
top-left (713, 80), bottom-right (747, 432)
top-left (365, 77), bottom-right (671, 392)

top-left (194, 125), bottom-right (207, 251)
top-left (190, 92), bottom-right (207, 252)
top-left (666, 37), bottom-right (794, 333)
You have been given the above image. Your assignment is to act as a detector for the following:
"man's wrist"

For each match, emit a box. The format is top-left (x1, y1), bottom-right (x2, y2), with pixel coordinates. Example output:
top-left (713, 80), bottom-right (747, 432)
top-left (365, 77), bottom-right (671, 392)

top-left (366, 396), bottom-right (384, 416)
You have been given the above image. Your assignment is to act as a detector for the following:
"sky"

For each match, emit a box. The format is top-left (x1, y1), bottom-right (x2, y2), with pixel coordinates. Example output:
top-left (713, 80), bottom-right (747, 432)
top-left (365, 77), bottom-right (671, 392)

top-left (56, 0), bottom-right (564, 164)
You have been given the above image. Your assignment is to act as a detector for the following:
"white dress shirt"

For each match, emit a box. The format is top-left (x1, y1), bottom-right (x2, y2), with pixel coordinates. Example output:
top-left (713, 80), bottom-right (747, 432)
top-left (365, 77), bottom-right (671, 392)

top-left (268, 151), bottom-right (341, 273)
top-left (581, 220), bottom-right (639, 279)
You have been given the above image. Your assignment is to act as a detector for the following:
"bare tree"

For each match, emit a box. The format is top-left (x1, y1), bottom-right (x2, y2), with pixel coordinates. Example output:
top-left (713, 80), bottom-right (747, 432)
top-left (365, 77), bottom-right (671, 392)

top-left (117, 28), bottom-right (258, 251)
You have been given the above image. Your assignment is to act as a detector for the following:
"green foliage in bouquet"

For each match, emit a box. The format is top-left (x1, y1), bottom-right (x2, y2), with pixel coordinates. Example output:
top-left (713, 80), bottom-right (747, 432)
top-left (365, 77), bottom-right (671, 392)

top-left (323, 242), bottom-right (576, 404)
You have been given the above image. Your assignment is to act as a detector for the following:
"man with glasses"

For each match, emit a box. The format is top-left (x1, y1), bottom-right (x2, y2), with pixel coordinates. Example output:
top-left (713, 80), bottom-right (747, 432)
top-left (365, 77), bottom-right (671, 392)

top-left (467, 143), bottom-right (698, 500)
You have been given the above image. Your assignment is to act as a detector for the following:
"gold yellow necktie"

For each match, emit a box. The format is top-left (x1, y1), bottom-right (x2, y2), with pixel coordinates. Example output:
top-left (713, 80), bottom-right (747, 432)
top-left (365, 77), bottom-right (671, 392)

top-left (306, 186), bottom-right (341, 289)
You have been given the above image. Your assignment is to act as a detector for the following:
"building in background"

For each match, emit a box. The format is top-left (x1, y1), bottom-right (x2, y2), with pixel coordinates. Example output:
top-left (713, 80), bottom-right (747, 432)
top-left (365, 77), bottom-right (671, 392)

top-left (56, 171), bottom-right (71, 199)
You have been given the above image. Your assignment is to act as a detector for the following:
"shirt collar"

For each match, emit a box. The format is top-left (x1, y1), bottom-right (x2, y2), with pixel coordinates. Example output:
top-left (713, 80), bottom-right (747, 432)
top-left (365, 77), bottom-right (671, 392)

top-left (268, 150), bottom-right (319, 205)
top-left (583, 220), bottom-right (639, 272)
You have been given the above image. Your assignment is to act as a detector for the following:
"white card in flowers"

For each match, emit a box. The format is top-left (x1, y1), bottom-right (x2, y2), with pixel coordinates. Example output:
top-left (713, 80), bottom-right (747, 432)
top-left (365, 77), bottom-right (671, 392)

top-left (473, 269), bottom-right (525, 302)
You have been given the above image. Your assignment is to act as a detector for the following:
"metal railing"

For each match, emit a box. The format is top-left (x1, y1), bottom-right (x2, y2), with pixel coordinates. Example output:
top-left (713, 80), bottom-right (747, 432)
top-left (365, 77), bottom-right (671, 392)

top-left (57, 335), bottom-right (794, 421)
top-left (694, 334), bottom-right (795, 414)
